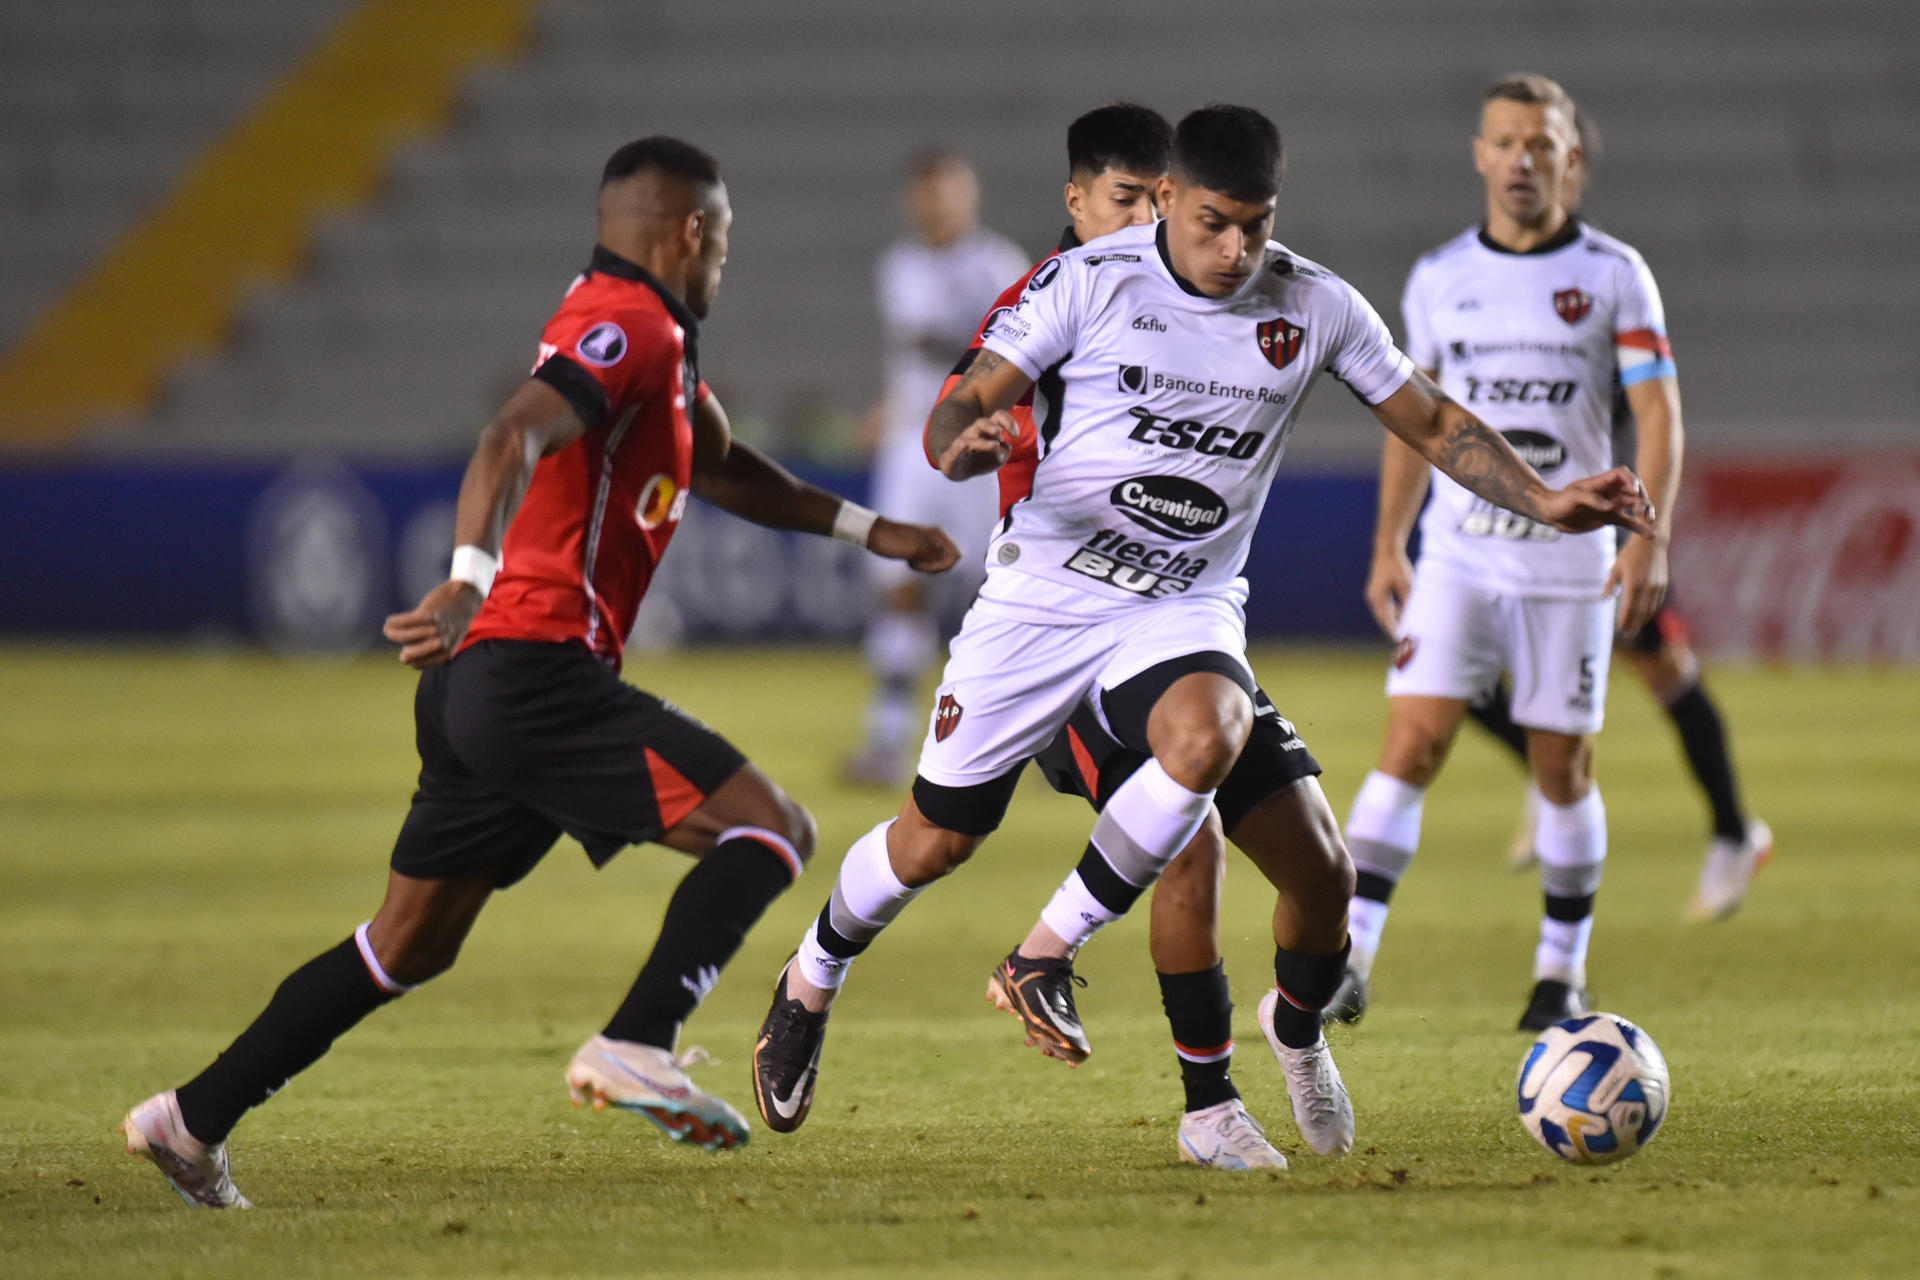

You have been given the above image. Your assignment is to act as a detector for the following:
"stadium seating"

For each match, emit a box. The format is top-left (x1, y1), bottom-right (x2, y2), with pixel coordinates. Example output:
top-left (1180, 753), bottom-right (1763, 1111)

top-left (1, 0), bottom-right (1913, 459)
top-left (0, 0), bottom-right (357, 354)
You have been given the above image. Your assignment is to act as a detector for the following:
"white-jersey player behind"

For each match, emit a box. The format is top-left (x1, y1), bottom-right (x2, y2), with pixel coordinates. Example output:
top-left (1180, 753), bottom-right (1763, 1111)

top-left (1332, 73), bottom-right (1685, 1035)
top-left (750, 106), bottom-right (1655, 1154)
top-left (850, 151), bottom-right (1030, 784)
top-left (1401, 221), bottom-right (1672, 605)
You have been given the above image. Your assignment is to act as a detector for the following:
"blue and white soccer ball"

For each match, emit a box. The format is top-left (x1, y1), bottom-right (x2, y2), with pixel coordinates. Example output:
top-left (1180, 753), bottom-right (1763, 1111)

top-left (1516, 1013), bottom-right (1670, 1165)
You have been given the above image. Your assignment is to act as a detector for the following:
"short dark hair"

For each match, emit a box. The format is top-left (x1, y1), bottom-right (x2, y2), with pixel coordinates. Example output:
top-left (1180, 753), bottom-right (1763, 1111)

top-left (601, 136), bottom-right (722, 189)
top-left (1067, 103), bottom-right (1172, 181)
top-left (1171, 105), bottom-right (1282, 202)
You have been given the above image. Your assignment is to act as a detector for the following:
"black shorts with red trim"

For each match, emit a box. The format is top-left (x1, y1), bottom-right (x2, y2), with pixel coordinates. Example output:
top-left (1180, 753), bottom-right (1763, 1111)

top-left (390, 639), bottom-right (746, 888)
top-left (1619, 596), bottom-right (1689, 657)
top-left (1033, 683), bottom-right (1321, 836)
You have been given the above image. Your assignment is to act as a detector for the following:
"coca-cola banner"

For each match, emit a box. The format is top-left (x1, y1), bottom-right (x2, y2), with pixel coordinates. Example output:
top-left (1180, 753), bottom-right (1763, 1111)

top-left (1671, 456), bottom-right (1920, 661)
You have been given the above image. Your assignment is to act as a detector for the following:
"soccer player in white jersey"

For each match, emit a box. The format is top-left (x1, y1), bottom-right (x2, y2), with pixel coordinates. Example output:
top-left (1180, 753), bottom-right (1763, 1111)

top-left (1463, 104), bottom-right (1771, 921)
top-left (1330, 74), bottom-right (1685, 1032)
top-left (751, 105), bottom-right (1654, 1153)
top-left (846, 151), bottom-right (1031, 785)
top-left (962, 102), bottom-right (1309, 1171)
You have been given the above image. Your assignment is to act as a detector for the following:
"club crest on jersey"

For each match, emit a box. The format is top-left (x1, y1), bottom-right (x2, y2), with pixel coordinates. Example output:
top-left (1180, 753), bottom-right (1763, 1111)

top-left (1256, 318), bottom-right (1304, 370)
top-left (1552, 289), bottom-right (1593, 325)
top-left (576, 322), bottom-right (628, 367)
top-left (933, 693), bottom-right (964, 742)
top-left (1026, 257), bottom-right (1063, 292)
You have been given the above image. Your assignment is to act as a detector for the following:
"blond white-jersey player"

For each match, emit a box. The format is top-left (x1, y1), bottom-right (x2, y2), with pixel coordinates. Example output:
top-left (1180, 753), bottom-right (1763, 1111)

top-left (750, 105), bottom-right (1655, 1152)
top-left (1330, 74), bottom-right (1685, 1032)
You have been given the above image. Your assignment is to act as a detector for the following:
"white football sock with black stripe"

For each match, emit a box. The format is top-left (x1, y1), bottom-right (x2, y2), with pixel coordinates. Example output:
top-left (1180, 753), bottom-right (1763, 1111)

top-left (1039, 760), bottom-right (1214, 950)
top-left (796, 820), bottom-right (920, 991)
top-left (1534, 787), bottom-right (1606, 984)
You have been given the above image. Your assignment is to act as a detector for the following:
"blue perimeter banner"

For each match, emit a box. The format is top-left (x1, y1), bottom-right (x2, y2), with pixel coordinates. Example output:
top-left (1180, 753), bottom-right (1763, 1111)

top-left (0, 458), bottom-right (1382, 648)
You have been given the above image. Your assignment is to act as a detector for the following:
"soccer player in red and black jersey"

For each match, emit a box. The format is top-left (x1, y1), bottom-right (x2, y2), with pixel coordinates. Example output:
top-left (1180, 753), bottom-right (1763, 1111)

top-left (120, 137), bottom-right (959, 1208)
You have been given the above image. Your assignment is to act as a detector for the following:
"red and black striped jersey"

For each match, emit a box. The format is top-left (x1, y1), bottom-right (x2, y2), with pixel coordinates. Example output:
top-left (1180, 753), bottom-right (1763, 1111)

top-left (460, 245), bottom-right (709, 671)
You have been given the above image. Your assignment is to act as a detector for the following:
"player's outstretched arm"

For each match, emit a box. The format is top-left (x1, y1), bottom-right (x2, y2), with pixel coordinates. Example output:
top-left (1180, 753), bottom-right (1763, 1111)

top-left (925, 350), bottom-right (1034, 481)
top-left (1370, 371), bottom-right (1655, 538)
top-left (691, 393), bottom-right (961, 574)
top-left (1608, 375), bottom-right (1683, 633)
top-left (381, 379), bottom-right (586, 669)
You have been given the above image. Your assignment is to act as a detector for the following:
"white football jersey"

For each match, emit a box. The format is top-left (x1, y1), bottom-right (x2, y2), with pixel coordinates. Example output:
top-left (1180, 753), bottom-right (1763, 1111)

top-left (978, 221), bottom-right (1413, 622)
top-left (1403, 220), bottom-right (1676, 598)
top-left (877, 228), bottom-right (1031, 444)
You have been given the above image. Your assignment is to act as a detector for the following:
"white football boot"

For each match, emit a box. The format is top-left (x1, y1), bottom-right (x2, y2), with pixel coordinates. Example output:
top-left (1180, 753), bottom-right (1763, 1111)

top-left (1257, 988), bottom-right (1355, 1156)
top-left (565, 1035), bottom-right (749, 1151)
top-left (1177, 1098), bottom-right (1288, 1171)
top-left (1686, 818), bottom-right (1774, 922)
top-left (120, 1091), bottom-right (252, 1209)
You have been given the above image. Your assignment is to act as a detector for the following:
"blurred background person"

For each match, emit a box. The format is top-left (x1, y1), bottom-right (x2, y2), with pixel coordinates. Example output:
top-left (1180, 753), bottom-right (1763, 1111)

top-left (845, 149), bottom-right (1029, 786)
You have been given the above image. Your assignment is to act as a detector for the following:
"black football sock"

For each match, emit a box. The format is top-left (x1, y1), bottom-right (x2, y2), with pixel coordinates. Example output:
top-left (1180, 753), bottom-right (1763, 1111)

top-left (1664, 682), bottom-right (1748, 841)
top-left (1269, 939), bottom-right (1352, 1049)
top-left (1158, 963), bottom-right (1238, 1112)
top-left (1467, 683), bottom-right (1530, 764)
top-left (603, 833), bottom-right (798, 1049)
top-left (174, 936), bottom-right (399, 1145)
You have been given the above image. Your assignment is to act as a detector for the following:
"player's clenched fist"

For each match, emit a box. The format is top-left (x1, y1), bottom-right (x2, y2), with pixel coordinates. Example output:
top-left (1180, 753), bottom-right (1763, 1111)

top-left (382, 580), bottom-right (484, 669)
top-left (937, 410), bottom-right (1021, 481)
top-left (868, 518), bottom-right (962, 574)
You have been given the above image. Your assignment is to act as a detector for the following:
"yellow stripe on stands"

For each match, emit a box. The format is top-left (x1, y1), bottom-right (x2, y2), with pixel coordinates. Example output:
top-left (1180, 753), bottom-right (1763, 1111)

top-left (0, 0), bottom-right (537, 446)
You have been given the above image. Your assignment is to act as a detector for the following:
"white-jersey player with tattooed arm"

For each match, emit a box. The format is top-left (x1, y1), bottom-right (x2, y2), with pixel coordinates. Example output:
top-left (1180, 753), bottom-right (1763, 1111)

top-left (1329, 74), bottom-right (1684, 1032)
top-left (750, 105), bottom-right (1653, 1153)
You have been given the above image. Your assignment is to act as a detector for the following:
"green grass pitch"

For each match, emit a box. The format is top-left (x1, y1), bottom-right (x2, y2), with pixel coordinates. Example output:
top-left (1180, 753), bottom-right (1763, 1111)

top-left (2, 643), bottom-right (1915, 1278)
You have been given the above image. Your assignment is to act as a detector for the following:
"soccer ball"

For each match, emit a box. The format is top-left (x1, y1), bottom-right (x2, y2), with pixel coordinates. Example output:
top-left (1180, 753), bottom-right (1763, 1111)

top-left (1516, 1013), bottom-right (1669, 1165)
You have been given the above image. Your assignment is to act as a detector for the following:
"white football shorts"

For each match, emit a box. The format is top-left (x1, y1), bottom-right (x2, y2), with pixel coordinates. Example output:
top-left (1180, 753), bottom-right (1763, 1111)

top-left (915, 591), bottom-right (1254, 787)
top-left (1385, 564), bottom-right (1613, 736)
top-left (867, 425), bottom-right (999, 592)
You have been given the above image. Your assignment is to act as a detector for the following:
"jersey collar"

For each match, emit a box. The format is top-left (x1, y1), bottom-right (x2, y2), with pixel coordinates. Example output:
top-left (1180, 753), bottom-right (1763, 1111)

top-left (588, 244), bottom-right (702, 337)
top-left (1476, 217), bottom-right (1583, 257)
top-left (1056, 225), bottom-right (1082, 254)
top-left (1153, 221), bottom-right (1212, 298)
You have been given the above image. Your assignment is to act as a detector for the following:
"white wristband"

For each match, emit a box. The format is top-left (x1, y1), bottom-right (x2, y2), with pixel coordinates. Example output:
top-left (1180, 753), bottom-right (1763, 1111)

top-left (831, 501), bottom-right (878, 548)
top-left (450, 544), bottom-right (499, 597)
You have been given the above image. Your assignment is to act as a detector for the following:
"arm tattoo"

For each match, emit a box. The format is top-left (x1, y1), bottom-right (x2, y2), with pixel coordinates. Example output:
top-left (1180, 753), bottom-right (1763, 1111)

top-left (1433, 405), bottom-right (1543, 519)
top-left (926, 349), bottom-right (1007, 461)
top-left (956, 348), bottom-right (1005, 390)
